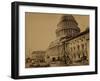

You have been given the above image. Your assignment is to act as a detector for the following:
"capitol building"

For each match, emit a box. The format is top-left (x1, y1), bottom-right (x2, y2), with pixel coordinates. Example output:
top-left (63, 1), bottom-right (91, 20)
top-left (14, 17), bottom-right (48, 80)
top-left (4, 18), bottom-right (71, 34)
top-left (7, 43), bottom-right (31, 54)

top-left (26, 14), bottom-right (89, 67)
top-left (45, 15), bottom-right (89, 66)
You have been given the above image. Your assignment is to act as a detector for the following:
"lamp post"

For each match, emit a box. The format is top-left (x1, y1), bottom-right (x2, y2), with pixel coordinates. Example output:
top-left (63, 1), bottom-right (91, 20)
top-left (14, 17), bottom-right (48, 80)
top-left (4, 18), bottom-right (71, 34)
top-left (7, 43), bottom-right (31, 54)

top-left (62, 41), bottom-right (67, 64)
top-left (60, 37), bottom-right (67, 64)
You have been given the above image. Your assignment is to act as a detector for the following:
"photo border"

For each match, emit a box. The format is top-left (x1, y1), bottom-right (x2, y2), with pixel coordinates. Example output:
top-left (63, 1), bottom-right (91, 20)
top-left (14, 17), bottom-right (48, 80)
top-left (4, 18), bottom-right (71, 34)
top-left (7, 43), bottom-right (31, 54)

top-left (11, 1), bottom-right (98, 79)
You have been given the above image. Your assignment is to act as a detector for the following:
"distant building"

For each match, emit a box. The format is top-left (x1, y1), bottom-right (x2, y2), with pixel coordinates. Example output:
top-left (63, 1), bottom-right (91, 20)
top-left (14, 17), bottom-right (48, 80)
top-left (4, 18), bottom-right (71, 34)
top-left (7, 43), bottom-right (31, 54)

top-left (32, 51), bottom-right (46, 63)
top-left (45, 15), bottom-right (89, 66)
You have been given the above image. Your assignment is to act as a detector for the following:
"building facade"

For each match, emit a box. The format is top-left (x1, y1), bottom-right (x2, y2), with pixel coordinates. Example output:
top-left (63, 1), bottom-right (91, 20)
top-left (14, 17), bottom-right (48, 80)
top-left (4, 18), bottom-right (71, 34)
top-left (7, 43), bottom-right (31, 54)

top-left (65, 29), bottom-right (89, 65)
top-left (45, 15), bottom-right (89, 66)
top-left (32, 51), bottom-right (46, 63)
top-left (26, 51), bottom-right (46, 68)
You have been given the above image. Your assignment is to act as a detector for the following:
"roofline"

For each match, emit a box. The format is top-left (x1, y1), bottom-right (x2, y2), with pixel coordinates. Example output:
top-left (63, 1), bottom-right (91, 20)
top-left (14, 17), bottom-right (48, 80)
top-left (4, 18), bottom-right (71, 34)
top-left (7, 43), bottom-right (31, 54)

top-left (66, 29), bottom-right (89, 42)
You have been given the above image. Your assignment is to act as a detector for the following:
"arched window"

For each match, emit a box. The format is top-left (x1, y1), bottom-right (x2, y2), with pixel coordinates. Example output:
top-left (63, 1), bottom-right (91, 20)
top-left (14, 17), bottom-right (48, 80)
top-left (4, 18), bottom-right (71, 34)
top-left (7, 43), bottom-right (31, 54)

top-left (74, 53), bottom-right (76, 59)
top-left (52, 57), bottom-right (56, 61)
top-left (58, 57), bottom-right (60, 61)
top-left (77, 45), bottom-right (80, 50)
top-left (81, 39), bottom-right (83, 41)
top-left (82, 44), bottom-right (84, 49)
top-left (74, 47), bottom-right (75, 50)
top-left (47, 56), bottom-right (49, 58)
top-left (71, 47), bottom-right (72, 51)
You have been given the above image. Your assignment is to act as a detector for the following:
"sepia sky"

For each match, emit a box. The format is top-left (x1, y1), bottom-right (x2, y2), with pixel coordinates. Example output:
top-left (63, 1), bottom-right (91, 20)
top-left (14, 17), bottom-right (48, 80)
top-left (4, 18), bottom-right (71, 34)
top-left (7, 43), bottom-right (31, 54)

top-left (25, 12), bottom-right (89, 57)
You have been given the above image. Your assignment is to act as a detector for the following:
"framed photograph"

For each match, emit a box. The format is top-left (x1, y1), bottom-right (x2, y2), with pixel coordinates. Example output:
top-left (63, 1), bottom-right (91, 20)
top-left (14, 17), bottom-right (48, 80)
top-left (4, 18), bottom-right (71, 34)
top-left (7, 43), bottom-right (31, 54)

top-left (11, 1), bottom-right (98, 79)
